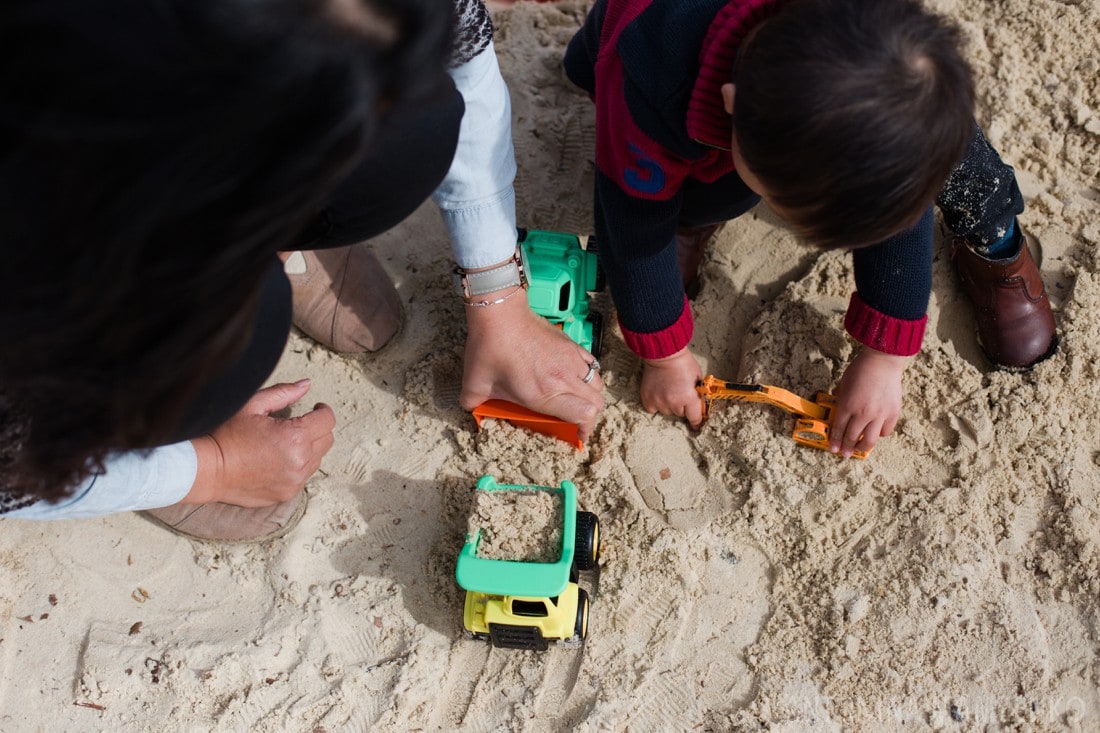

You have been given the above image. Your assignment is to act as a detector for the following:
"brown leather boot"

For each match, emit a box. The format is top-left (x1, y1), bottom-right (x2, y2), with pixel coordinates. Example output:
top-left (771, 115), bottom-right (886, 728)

top-left (286, 245), bottom-right (403, 353)
top-left (675, 223), bottom-right (721, 299)
top-left (952, 231), bottom-right (1057, 369)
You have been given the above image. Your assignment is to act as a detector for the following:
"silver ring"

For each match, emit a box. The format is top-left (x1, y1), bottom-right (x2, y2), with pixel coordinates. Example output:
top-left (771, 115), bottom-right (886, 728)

top-left (581, 359), bottom-right (601, 384)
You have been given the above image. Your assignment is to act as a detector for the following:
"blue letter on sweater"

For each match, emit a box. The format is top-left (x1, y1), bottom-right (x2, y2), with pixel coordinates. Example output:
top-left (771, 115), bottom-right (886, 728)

top-left (624, 142), bottom-right (665, 194)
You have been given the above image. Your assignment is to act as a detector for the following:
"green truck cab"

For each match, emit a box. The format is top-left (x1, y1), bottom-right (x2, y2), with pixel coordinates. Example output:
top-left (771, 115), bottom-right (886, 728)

top-left (456, 475), bottom-right (601, 650)
top-left (519, 229), bottom-right (604, 358)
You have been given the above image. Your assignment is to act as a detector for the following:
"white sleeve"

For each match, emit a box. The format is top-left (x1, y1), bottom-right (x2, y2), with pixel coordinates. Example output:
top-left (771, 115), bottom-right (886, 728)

top-left (432, 40), bottom-right (519, 269)
top-left (3, 441), bottom-right (197, 520)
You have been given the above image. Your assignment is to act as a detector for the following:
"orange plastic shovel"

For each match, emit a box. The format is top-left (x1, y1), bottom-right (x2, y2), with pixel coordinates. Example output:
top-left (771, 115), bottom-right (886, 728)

top-left (471, 400), bottom-right (584, 450)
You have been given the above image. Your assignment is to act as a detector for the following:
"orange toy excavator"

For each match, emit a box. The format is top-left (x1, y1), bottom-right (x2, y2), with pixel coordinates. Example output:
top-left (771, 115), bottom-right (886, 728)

top-left (695, 376), bottom-right (870, 459)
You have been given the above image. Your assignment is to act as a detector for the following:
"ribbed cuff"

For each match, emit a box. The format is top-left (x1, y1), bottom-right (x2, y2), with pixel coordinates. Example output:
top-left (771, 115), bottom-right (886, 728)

top-left (619, 298), bottom-right (694, 359)
top-left (844, 292), bottom-right (926, 356)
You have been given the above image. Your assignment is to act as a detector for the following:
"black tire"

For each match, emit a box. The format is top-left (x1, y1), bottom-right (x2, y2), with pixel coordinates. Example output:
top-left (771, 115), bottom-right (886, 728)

top-left (574, 511), bottom-right (600, 571)
top-left (585, 235), bottom-right (607, 291)
top-left (586, 311), bottom-right (604, 360)
top-left (573, 588), bottom-right (590, 641)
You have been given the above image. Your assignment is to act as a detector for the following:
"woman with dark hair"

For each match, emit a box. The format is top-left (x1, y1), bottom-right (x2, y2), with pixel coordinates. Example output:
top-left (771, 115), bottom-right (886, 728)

top-left (0, 0), bottom-right (456, 537)
top-left (1, 0), bottom-right (606, 540)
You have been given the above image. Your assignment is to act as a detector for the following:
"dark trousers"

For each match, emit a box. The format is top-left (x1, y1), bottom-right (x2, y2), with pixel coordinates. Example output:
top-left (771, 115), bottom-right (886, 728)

top-left (677, 172), bottom-right (761, 229)
top-left (936, 125), bottom-right (1024, 250)
top-left (169, 75), bottom-right (464, 442)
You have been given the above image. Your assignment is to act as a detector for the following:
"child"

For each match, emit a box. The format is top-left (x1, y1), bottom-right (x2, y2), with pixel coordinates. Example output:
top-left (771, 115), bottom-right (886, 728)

top-left (563, 0), bottom-right (1056, 457)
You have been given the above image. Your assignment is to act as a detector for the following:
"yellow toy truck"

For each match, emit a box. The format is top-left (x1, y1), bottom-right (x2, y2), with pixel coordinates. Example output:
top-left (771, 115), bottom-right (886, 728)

top-left (455, 476), bottom-right (601, 650)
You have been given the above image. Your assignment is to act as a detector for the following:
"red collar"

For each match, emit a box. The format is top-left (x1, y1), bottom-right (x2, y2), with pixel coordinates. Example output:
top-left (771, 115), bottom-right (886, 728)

top-left (686, 0), bottom-right (785, 150)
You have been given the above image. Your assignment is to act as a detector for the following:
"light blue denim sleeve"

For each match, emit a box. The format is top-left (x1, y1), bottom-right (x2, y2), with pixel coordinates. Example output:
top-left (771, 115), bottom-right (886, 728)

top-left (4, 441), bottom-right (197, 520)
top-left (432, 40), bottom-right (519, 269)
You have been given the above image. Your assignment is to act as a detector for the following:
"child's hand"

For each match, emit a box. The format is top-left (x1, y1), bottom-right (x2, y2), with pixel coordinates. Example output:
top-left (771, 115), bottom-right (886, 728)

top-left (641, 347), bottom-right (705, 428)
top-left (830, 347), bottom-right (909, 457)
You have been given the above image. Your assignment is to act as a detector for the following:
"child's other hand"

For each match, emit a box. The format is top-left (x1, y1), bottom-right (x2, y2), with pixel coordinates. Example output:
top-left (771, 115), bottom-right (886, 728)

top-left (641, 347), bottom-right (704, 429)
top-left (831, 347), bottom-right (909, 457)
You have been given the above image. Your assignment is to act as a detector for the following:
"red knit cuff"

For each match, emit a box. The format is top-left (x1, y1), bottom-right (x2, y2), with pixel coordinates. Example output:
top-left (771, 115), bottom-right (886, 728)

top-left (619, 298), bottom-right (694, 359)
top-left (843, 292), bottom-right (926, 356)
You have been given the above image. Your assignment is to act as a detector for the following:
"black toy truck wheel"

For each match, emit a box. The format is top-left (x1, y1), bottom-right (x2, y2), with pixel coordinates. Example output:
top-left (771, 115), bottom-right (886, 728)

top-left (574, 588), bottom-right (590, 641)
top-left (584, 235), bottom-right (607, 292)
top-left (574, 511), bottom-right (600, 571)
top-left (586, 312), bottom-right (604, 360)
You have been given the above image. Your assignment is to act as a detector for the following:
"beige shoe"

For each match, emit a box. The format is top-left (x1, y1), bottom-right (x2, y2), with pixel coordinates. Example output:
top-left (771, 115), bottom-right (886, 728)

top-left (285, 245), bottom-right (403, 353)
top-left (141, 491), bottom-right (307, 544)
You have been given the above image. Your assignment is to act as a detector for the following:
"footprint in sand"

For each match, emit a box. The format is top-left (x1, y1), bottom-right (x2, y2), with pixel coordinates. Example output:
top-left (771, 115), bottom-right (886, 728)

top-left (623, 421), bottom-right (711, 529)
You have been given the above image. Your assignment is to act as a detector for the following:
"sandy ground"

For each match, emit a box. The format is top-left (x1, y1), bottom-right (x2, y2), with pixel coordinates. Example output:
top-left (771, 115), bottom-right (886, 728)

top-left (2, 1), bottom-right (1099, 730)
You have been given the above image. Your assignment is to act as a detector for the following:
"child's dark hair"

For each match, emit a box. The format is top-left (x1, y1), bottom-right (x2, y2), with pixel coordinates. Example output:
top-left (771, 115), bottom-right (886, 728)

top-left (0, 0), bottom-right (451, 501)
top-left (732, 0), bottom-right (975, 249)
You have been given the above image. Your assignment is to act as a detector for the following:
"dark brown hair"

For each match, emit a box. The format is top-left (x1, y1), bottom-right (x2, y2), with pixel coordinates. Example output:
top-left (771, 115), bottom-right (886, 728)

top-left (0, 0), bottom-right (451, 501)
top-left (732, 0), bottom-right (975, 249)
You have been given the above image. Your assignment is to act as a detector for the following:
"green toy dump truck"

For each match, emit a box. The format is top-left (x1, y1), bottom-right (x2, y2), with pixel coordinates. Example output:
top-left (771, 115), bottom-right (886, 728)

top-left (519, 228), bottom-right (605, 358)
top-left (456, 475), bottom-right (601, 650)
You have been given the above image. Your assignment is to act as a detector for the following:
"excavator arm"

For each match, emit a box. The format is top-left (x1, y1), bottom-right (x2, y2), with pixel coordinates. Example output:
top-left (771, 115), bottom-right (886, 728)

top-left (695, 375), bottom-right (869, 459)
top-left (696, 377), bottom-right (826, 420)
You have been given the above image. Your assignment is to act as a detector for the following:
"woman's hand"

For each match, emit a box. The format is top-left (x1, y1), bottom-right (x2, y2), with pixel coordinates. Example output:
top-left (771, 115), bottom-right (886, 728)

top-left (461, 288), bottom-right (605, 441)
top-left (830, 347), bottom-right (909, 457)
top-left (184, 379), bottom-right (335, 506)
top-left (640, 347), bottom-right (704, 429)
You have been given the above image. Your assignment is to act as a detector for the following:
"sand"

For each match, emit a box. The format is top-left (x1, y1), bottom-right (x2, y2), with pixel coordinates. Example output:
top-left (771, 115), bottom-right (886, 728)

top-left (2, 0), bottom-right (1099, 730)
top-left (469, 486), bottom-right (564, 563)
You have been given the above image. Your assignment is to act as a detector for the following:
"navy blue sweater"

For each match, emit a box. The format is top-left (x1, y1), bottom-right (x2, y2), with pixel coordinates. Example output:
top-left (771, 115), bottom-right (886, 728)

top-left (563, 0), bottom-right (933, 359)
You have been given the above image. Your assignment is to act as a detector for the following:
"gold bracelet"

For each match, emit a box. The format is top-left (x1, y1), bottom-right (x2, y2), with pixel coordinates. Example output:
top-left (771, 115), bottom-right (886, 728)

top-left (463, 286), bottom-right (526, 308)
